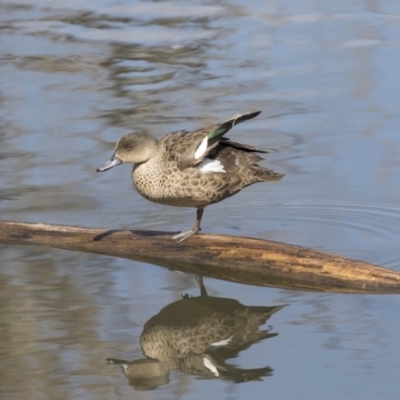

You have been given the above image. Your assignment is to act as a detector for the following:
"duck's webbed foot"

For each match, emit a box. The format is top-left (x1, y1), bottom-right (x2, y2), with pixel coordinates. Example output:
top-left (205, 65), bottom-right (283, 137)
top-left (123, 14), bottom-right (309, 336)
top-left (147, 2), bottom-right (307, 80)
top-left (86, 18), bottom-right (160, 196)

top-left (172, 229), bottom-right (198, 243)
top-left (172, 208), bottom-right (204, 244)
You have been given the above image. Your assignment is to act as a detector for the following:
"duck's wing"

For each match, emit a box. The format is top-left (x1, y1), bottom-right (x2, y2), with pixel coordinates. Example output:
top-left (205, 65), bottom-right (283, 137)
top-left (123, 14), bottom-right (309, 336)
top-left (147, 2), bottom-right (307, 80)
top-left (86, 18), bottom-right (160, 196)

top-left (160, 111), bottom-right (261, 170)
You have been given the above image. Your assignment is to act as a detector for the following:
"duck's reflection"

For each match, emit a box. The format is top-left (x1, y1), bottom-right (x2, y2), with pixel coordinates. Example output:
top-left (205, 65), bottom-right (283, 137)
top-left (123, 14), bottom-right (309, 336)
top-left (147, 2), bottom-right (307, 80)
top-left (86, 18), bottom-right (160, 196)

top-left (107, 277), bottom-right (284, 390)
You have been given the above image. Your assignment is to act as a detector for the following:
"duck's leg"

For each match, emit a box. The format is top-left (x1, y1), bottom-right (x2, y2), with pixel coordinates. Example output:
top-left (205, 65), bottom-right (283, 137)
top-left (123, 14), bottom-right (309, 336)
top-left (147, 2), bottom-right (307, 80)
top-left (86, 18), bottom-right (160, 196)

top-left (196, 275), bottom-right (208, 297)
top-left (172, 208), bottom-right (204, 243)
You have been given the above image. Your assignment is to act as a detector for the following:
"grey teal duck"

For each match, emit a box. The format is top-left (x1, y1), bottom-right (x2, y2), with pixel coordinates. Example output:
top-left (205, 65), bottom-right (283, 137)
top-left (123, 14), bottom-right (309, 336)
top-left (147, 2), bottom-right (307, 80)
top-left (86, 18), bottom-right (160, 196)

top-left (97, 111), bottom-right (284, 242)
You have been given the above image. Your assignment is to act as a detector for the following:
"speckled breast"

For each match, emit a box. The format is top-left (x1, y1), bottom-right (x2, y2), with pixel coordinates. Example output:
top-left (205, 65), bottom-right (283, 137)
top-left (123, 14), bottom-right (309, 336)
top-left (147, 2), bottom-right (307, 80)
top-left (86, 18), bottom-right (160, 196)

top-left (132, 160), bottom-right (226, 208)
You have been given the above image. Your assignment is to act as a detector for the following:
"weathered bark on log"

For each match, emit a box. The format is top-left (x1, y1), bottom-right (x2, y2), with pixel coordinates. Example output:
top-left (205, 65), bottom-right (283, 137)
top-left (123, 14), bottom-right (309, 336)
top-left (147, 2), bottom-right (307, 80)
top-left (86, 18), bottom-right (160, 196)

top-left (0, 220), bottom-right (399, 294)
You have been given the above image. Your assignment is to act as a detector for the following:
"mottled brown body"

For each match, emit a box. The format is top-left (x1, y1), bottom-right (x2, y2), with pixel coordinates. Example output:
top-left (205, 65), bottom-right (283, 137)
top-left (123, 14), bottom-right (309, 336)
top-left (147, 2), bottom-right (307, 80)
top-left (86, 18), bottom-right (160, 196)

top-left (132, 130), bottom-right (282, 207)
top-left (140, 295), bottom-right (282, 360)
top-left (133, 162), bottom-right (227, 207)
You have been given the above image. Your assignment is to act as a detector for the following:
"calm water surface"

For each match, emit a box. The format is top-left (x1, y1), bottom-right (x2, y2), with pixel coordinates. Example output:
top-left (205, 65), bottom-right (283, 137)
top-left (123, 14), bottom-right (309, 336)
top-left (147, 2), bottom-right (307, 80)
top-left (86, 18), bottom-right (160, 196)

top-left (1, 0), bottom-right (400, 399)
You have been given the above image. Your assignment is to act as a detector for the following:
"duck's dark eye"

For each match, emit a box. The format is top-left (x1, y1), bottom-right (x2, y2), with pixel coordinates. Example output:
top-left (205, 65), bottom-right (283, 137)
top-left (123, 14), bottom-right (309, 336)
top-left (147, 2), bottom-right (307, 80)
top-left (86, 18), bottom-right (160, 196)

top-left (125, 144), bottom-right (133, 151)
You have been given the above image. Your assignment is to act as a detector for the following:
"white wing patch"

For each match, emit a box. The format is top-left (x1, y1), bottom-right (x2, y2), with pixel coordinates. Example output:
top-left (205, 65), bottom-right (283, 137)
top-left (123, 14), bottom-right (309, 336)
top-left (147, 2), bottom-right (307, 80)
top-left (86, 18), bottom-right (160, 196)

top-left (203, 357), bottom-right (219, 377)
top-left (194, 136), bottom-right (208, 159)
top-left (197, 159), bottom-right (226, 173)
top-left (209, 336), bottom-right (232, 347)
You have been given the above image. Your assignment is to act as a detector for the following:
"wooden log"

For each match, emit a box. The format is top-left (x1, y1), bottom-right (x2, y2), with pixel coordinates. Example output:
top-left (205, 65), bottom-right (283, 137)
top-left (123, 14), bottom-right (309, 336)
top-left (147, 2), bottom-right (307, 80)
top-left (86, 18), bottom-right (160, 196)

top-left (0, 220), bottom-right (399, 294)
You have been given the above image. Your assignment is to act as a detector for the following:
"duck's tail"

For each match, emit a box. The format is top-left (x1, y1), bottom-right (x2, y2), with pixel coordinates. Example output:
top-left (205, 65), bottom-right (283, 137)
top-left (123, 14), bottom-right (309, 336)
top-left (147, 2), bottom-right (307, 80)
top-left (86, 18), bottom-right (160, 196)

top-left (254, 165), bottom-right (285, 182)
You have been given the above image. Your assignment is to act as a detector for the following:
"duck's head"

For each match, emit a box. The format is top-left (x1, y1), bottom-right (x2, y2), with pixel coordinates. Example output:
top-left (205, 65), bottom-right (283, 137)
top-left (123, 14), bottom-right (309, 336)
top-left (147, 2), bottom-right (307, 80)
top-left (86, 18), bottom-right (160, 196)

top-left (97, 132), bottom-right (159, 172)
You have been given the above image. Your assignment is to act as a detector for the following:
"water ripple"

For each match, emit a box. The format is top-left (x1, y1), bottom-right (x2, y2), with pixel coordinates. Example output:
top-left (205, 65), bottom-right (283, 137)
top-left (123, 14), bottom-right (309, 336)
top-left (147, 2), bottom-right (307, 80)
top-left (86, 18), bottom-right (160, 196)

top-left (281, 199), bottom-right (400, 237)
top-left (272, 198), bottom-right (400, 267)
